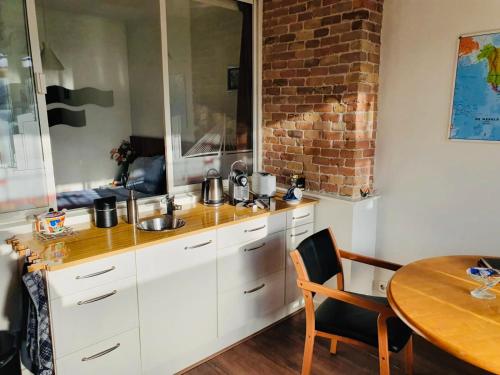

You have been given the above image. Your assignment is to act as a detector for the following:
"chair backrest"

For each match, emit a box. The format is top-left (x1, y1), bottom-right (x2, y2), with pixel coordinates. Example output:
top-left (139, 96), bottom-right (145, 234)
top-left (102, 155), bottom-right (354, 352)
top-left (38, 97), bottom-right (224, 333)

top-left (295, 228), bottom-right (344, 287)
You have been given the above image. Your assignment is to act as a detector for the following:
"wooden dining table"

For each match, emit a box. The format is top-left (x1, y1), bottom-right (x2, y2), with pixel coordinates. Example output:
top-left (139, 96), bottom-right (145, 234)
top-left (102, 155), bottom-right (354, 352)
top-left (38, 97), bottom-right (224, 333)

top-left (387, 256), bottom-right (500, 374)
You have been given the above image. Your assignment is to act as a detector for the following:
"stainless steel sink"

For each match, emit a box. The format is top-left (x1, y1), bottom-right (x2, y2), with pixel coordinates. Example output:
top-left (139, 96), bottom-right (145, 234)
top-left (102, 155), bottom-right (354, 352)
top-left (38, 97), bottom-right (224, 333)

top-left (136, 215), bottom-right (186, 232)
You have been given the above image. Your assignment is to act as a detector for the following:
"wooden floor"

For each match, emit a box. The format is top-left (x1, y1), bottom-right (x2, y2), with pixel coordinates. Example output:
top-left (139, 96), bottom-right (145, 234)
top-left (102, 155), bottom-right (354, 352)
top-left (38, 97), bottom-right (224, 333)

top-left (186, 311), bottom-right (491, 375)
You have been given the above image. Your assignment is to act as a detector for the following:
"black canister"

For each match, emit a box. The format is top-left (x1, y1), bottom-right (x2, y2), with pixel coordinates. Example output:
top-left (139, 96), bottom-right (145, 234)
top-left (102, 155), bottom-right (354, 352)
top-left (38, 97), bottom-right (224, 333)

top-left (94, 196), bottom-right (118, 228)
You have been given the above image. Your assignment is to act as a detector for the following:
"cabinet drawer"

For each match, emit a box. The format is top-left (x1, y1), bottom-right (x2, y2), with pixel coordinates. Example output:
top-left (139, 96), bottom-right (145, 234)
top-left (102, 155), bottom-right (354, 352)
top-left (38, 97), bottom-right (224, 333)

top-left (56, 328), bottom-right (140, 375)
top-left (218, 231), bottom-right (285, 292)
top-left (48, 251), bottom-right (136, 299)
top-left (285, 223), bottom-right (314, 305)
top-left (51, 276), bottom-right (138, 358)
top-left (286, 223), bottom-right (314, 251)
top-left (136, 230), bottom-right (216, 279)
top-left (218, 270), bottom-right (285, 336)
top-left (217, 213), bottom-right (285, 249)
top-left (286, 205), bottom-right (314, 229)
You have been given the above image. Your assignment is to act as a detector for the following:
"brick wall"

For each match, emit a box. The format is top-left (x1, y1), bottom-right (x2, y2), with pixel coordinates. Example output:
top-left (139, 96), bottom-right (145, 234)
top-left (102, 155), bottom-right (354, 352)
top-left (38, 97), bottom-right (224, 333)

top-left (261, 0), bottom-right (383, 198)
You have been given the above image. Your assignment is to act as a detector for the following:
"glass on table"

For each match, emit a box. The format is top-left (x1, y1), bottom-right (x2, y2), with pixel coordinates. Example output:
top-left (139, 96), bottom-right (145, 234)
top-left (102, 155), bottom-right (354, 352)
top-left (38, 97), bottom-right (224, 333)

top-left (467, 267), bottom-right (500, 300)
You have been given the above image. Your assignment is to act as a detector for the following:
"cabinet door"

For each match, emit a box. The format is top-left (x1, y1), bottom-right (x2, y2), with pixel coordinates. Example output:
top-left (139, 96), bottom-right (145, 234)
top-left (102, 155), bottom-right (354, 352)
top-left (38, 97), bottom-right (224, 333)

top-left (136, 231), bottom-right (217, 375)
top-left (285, 223), bottom-right (314, 305)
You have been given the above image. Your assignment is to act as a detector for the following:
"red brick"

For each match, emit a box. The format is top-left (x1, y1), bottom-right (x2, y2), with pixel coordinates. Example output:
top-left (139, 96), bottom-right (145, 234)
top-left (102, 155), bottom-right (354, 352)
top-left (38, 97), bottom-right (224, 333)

top-left (313, 103), bottom-right (333, 112)
top-left (287, 130), bottom-right (303, 138)
top-left (262, 0), bottom-right (382, 197)
top-left (304, 147), bottom-right (321, 155)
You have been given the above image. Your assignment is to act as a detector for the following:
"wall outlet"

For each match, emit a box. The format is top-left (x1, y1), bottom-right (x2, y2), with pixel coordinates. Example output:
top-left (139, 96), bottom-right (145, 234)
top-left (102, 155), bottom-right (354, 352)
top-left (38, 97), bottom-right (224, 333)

top-left (373, 280), bottom-right (388, 295)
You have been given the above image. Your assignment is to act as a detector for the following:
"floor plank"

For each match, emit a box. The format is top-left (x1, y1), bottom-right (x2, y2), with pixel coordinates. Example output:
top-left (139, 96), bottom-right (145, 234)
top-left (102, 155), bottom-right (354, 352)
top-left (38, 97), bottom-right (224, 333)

top-left (185, 311), bottom-right (491, 375)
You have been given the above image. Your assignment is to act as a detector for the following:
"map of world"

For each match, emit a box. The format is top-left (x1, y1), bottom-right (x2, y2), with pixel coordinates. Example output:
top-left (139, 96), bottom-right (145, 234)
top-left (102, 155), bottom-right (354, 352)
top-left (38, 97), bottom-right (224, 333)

top-left (450, 32), bottom-right (500, 141)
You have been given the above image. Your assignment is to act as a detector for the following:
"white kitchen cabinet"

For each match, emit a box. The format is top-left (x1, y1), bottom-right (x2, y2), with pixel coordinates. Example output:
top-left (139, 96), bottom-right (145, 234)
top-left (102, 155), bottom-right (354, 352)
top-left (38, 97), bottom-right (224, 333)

top-left (217, 231), bottom-right (285, 292)
top-left (216, 212), bottom-right (285, 248)
top-left (50, 275), bottom-right (138, 359)
top-left (218, 270), bottom-right (285, 336)
top-left (136, 230), bottom-right (217, 375)
top-left (285, 222), bottom-right (315, 305)
top-left (55, 328), bottom-right (141, 375)
top-left (47, 251), bottom-right (136, 300)
top-left (42, 203), bottom-right (316, 375)
top-left (46, 249), bottom-right (140, 372)
top-left (286, 204), bottom-right (314, 229)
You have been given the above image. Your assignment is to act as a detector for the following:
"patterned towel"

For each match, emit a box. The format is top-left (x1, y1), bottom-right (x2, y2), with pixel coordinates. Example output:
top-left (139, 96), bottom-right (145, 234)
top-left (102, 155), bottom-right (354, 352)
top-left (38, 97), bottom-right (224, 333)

top-left (22, 270), bottom-right (54, 375)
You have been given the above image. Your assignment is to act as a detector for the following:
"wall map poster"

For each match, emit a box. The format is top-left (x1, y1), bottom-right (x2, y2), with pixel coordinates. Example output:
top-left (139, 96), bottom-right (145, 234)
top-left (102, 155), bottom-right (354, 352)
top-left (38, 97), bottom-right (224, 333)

top-left (450, 31), bottom-right (500, 141)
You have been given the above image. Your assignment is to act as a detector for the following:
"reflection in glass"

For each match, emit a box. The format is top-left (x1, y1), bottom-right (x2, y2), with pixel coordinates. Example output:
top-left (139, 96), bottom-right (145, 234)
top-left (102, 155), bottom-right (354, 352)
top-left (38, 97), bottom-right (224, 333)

top-left (0, 0), bottom-right (49, 214)
top-left (167, 0), bottom-right (254, 187)
top-left (36, 0), bottom-right (167, 210)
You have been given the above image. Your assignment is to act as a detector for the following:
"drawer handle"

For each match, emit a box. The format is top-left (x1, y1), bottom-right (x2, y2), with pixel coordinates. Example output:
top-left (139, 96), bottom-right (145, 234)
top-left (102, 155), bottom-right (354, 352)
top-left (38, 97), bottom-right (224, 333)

top-left (184, 240), bottom-right (212, 250)
top-left (77, 290), bottom-right (117, 305)
top-left (81, 343), bottom-right (120, 362)
top-left (293, 213), bottom-right (310, 220)
top-left (290, 230), bottom-right (308, 238)
top-left (244, 225), bottom-right (266, 233)
top-left (244, 283), bottom-right (266, 294)
top-left (244, 242), bottom-right (266, 252)
top-left (75, 266), bottom-right (116, 280)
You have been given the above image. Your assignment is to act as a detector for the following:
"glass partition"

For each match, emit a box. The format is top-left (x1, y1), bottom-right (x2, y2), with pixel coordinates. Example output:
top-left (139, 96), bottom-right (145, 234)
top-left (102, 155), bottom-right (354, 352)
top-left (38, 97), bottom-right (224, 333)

top-left (1, 0), bottom-right (257, 216)
top-left (0, 0), bottom-right (49, 214)
top-left (36, 0), bottom-right (167, 210)
top-left (166, 0), bottom-right (254, 188)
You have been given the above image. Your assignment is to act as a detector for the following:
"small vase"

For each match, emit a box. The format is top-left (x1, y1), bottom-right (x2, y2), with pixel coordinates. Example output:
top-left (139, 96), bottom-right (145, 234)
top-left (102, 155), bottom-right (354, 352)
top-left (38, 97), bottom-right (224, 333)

top-left (114, 162), bottom-right (129, 185)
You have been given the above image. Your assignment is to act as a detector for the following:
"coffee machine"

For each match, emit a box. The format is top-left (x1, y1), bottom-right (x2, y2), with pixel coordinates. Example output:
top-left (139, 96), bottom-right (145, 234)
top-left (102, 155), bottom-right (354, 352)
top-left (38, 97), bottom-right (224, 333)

top-left (228, 160), bottom-right (249, 205)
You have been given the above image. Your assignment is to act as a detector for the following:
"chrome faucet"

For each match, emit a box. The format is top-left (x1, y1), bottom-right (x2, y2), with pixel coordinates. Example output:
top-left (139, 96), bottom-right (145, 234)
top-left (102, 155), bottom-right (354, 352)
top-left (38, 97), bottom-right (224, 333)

top-left (165, 194), bottom-right (181, 215)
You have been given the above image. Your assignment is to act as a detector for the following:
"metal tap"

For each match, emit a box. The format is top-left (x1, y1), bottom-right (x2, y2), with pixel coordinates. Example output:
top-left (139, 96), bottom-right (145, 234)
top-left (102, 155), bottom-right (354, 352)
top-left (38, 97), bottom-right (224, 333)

top-left (165, 194), bottom-right (181, 215)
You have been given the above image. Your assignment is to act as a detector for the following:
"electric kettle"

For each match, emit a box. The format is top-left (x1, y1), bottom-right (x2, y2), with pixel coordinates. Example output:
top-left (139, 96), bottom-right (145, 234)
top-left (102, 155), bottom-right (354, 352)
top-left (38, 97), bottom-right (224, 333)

top-left (201, 168), bottom-right (224, 207)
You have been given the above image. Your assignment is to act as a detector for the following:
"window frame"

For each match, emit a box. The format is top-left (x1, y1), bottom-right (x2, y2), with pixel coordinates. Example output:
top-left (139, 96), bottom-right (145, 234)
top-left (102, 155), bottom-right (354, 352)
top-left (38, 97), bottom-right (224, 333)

top-left (0, 0), bottom-right (56, 224)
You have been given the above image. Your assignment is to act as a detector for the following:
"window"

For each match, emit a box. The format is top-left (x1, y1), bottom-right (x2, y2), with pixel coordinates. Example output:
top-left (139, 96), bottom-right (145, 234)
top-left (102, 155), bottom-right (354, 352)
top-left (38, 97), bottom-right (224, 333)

top-left (0, 0), bottom-right (257, 215)
top-left (165, 0), bottom-right (254, 190)
top-left (35, 0), bottom-right (167, 210)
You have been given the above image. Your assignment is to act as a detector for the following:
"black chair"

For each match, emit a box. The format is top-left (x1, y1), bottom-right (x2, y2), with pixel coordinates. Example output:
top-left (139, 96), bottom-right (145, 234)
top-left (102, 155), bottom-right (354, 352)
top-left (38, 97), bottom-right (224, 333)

top-left (290, 228), bottom-right (413, 375)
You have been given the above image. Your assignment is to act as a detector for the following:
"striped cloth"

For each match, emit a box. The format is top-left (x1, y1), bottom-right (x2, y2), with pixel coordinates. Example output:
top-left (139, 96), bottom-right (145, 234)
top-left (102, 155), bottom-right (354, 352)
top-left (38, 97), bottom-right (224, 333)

top-left (22, 270), bottom-right (53, 375)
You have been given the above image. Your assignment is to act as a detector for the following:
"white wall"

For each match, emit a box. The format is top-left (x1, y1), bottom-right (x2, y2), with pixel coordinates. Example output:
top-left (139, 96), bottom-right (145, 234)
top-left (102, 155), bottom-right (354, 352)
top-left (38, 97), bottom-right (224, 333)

top-left (39, 8), bottom-right (133, 190)
top-left (311, 193), bottom-right (379, 295)
top-left (375, 0), bottom-right (500, 276)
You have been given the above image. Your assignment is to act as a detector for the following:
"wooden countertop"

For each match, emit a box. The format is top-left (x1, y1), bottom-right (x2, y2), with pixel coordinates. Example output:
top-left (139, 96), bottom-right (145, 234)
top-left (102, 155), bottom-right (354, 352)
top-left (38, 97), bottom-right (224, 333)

top-left (16, 197), bottom-right (317, 271)
top-left (388, 256), bottom-right (500, 374)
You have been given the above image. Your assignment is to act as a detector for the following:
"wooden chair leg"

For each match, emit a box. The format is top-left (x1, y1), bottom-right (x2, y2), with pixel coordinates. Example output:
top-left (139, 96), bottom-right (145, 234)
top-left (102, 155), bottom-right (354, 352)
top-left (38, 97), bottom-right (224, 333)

top-left (330, 336), bottom-right (338, 354)
top-left (404, 336), bottom-right (413, 375)
top-left (377, 315), bottom-right (391, 375)
top-left (301, 331), bottom-right (315, 375)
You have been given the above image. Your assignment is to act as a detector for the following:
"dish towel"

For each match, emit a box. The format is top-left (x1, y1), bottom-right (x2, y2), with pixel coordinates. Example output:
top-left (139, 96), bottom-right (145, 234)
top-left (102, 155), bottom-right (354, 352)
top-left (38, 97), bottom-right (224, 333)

top-left (22, 270), bottom-right (54, 375)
